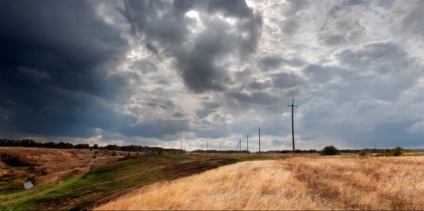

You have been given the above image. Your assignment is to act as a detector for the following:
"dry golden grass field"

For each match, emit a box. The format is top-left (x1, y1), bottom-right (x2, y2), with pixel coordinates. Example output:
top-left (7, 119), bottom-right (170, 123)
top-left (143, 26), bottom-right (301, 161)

top-left (97, 156), bottom-right (424, 210)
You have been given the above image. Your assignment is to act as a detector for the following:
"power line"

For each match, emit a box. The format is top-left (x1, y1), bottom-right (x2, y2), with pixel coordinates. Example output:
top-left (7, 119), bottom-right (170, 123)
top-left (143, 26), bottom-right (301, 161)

top-left (320, 44), bottom-right (424, 99)
top-left (311, 26), bottom-right (424, 99)
top-left (331, 26), bottom-right (424, 87)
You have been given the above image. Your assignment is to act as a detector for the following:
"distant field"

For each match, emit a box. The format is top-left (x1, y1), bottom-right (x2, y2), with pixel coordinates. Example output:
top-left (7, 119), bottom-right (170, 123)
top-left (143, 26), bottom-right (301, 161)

top-left (97, 156), bottom-right (424, 210)
top-left (0, 147), bottom-right (276, 210)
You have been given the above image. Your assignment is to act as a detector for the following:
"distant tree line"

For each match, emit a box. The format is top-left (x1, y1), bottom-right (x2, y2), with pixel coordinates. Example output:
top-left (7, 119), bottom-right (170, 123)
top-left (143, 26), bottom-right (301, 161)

top-left (267, 149), bottom-right (318, 154)
top-left (192, 150), bottom-right (251, 154)
top-left (181, 149), bottom-right (395, 154)
top-left (0, 139), bottom-right (185, 154)
top-left (0, 139), bottom-right (84, 149)
top-left (2, 139), bottom-right (419, 155)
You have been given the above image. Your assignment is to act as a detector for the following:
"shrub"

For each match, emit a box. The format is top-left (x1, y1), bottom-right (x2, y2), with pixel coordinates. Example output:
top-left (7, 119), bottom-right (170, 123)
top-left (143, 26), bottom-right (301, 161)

top-left (359, 149), bottom-right (368, 157)
top-left (1, 153), bottom-right (29, 167)
top-left (391, 146), bottom-right (403, 156)
top-left (320, 145), bottom-right (340, 156)
top-left (377, 148), bottom-right (403, 157)
top-left (378, 149), bottom-right (391, 157)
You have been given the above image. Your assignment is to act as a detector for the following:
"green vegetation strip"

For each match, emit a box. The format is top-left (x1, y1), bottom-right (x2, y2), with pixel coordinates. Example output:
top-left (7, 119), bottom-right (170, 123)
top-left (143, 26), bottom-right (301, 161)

top-left (0, 153), bottom-right (271, 210)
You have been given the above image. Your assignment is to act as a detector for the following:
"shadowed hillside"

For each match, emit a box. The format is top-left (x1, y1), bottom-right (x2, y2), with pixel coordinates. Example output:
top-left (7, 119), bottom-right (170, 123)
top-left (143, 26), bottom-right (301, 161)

top-left (0, 147), bottom-right (122, 194)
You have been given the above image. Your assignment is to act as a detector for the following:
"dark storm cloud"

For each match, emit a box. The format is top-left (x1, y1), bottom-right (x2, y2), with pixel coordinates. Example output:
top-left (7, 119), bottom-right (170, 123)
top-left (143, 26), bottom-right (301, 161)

top-left (120, 0), bottom-right (262, 93)
top-left (318, 33), bottom-right (347, 46)
top-left (228, 91), bottom-right (278, 106)
top-left (258, 57), bottom-right (283, 71)
top-left (0, 82), bottom-right (126, 137)
top-left (16, 67), bottom-right (52, 81)
top-left (248, 80), bottom-right (272, 90)
top-left (0, 0), bottom-right (129, 137)
top-left (145, 42), bottom-right (159, 55)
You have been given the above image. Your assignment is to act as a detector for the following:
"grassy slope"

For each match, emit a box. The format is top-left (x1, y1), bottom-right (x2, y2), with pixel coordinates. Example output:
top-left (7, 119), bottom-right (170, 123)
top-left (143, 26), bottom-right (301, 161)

top-left (0, 147), bottom-right (123, 195)
top-left (97, 156), bottom-right (424, 210)
top-left (0, 151), bottom-right (274, 210)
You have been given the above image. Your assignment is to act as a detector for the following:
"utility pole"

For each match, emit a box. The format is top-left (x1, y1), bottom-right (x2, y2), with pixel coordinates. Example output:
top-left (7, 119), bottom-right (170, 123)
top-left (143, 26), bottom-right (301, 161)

top-left (288, 98), bottom-right (297, 153)
top-left (220, 141), bottom-right (221, 151)
top-left (258, 126), bottom-right (261, 153)
top-left (239, 139), bottom-right (241, 151)
top-left (246, 134), bottom-right (249, 151)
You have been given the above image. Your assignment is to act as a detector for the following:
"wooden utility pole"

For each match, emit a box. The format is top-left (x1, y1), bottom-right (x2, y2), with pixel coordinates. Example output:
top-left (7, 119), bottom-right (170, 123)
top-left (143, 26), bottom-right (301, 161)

top-left (288, 98), bottom-right (297, 153)
top-left (258, 126), bottom-right (261, 153)
top-left (246, 134), bottom-right (249, 151)
top-left (239, 139), bottom-right (241, 151)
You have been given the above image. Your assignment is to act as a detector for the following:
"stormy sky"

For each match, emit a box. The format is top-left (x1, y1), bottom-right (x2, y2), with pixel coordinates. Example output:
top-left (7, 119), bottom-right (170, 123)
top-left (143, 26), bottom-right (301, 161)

top-left (1, 0), bottom-right (424, 150)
